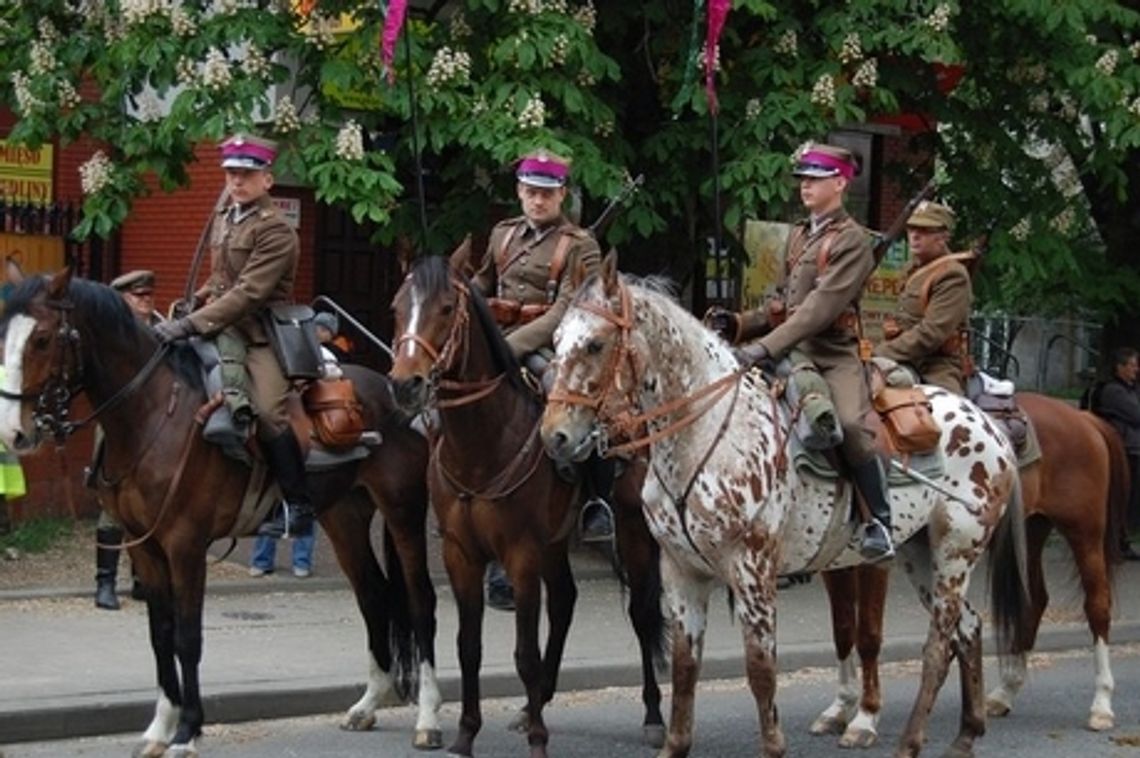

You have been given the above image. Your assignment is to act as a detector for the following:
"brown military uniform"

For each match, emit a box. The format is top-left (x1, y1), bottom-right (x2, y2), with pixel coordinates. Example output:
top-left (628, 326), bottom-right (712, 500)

top-left (738, 207), bottom-right (878, 464)
top-left (187, 194), bottom-right (299, 431)
top-left (474, 214), bottom-right (601, 358)
top-left (875, 254), bottom-right (972, 394)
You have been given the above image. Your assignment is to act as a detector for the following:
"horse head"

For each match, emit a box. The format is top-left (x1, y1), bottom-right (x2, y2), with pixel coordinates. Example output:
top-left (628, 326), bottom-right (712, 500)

top-left (542, 251), bottom-right (646, 463)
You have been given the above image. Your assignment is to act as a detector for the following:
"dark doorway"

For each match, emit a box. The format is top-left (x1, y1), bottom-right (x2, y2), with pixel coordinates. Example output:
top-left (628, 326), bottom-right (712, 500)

top-left (313, 203), bottom-right (402, 370)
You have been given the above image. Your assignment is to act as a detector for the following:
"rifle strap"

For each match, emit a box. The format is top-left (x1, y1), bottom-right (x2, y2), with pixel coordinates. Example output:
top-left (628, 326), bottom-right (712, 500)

top-left (914, 252), bottom-right (977, 311)
top-left (495, 220), bottom-right (574, 304)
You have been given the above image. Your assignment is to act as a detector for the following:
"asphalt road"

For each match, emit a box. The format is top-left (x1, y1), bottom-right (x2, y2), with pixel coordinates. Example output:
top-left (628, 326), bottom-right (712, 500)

top-left (8, 644), bottom-right (1140, 757)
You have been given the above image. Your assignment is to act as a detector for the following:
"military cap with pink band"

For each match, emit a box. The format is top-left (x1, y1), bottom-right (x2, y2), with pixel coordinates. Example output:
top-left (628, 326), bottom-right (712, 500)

top-left (792, 143), bottom-right (859, 180)
top-left (516, 149), bottom-right (570, 188)
top-left (220, 134), bottom-right (278, 170)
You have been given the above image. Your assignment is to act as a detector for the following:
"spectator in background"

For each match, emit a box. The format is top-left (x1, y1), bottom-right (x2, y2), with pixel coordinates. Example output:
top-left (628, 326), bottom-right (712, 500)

top-left (249, 527), bottom-right (316, 579)
top-left (0, 344), bottom-right (26, 536)
top-left (314, 311), bottom-right (350, 363)
top-left (1094, 346), bottom-right (1140, 560)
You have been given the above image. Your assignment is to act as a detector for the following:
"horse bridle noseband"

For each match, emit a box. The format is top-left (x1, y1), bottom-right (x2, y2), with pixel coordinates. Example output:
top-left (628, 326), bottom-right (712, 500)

top-left (0, 297), bottom-right (170, 441)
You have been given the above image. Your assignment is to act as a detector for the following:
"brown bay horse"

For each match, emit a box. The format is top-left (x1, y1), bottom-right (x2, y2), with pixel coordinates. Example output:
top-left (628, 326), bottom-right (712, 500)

top-left (0, 270), bottom-right (442, 756)
top-left (388, 254), bottom-right (666, 758)
top-left (811, 391), bottom-right (1129, 748)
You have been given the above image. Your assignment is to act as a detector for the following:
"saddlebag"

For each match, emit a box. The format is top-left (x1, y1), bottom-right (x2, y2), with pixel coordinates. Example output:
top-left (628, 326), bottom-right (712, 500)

top-left (873, 386), bottom-right (941, 455)
top-left (303, 377), bottom-right (365, 448)
top-left (262, 304), bottom-right (322, 380)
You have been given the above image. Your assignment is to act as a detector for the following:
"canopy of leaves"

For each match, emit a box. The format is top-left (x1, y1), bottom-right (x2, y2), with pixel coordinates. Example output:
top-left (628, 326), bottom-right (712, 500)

top-left (1, 0), bottom-right (1139, 319)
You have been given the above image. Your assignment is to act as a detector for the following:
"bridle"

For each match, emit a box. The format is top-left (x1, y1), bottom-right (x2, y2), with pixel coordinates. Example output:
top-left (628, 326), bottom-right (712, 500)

top-left (0, 297), bottom-right (170, 442)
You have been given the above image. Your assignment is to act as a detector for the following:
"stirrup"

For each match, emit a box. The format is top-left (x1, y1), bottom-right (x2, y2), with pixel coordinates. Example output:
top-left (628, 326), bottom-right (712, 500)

top-left (860, 519), bottom-right (895, 563)
top-left (579, 497), bottom-right (615, 543)
top-left (258, 501), bottom-right (314, 540)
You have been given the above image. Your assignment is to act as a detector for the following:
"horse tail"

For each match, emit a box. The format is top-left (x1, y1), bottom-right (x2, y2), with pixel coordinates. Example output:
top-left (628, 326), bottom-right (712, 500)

top-left (988, 472), bottom-right (1033, 655)
top-left (1089, 413), bottom-right (1130, 573)
top-left (380, 520), bottom-right (417, 701)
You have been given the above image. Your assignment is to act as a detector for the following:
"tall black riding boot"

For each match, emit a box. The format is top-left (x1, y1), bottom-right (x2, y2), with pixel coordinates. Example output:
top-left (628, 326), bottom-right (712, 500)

top-left (95, 526), bottom-right (123, 610)
top-left (579, 454), bottom-right (616, 543)
top-left (851, 459), bottom-right (895, 563)
top-left (258, 429), bottom-right (315, 539)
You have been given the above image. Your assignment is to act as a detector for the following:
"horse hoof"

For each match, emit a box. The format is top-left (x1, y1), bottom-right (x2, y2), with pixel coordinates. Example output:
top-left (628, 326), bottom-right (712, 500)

top-left (939, 746), bottom-right (973, 758)
top-left (340, 709), bottom-right (376, 731)
top-left (984, 698), bottom-right (1010, 718)
top-left (132, 741), bottom-right (167, 758)
top-left (1087, 711), bottom-right (1114, 731)
top-left (838, 728), bottom-right (878, 749)
top-left (643, 723), bottom-right (666, 748)
top-left (165, 741), bottom-right (199, 757)
top-left (414, 728), bottom-right (444, 749)
top-left (507, 708), bottom-right (530, 732)
top-left (810, 715), bottom-right (847, 736)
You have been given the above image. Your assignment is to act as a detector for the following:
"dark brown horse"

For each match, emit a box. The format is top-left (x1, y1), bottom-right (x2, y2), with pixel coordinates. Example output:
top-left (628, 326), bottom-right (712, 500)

top-left (811, 391), bottom-right (1129, 748)
top-left (388, 254), bottom-right (665, 758)
top-left (0, 270), bottom-right (442, 756)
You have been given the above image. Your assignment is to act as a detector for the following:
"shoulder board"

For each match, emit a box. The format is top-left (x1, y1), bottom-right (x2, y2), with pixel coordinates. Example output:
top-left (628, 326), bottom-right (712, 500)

top-left (259, 206), bottom-right (278, 220)
top-left (493, 216), bottom-right (525, 230)
top-left (560, 225), bottom-right (589, 240)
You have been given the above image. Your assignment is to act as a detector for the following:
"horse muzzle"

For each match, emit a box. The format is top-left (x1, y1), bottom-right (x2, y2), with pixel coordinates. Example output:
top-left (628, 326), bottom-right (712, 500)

top-left (391, 374), bottom-right (432, 417)
top-left (540, 413), bottom-right (597, 464)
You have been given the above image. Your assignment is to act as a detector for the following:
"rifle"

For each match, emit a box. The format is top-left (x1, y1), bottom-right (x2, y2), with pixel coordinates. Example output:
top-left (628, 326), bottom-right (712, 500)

top-left (588, 173), bottom-right (645, 240)
top-left (175, 185), bottom-right (230, 318)
top-left (872, 177), bottom-right (937, 266)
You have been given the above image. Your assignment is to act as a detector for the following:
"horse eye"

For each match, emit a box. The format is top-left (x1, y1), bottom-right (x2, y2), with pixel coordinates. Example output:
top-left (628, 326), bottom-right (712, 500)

top-left (31, 333), bottom-right (51, 350)
top-left (441, 304), bottom-right (454, 316)
top-left (586, 339), bottom-right (604, 355)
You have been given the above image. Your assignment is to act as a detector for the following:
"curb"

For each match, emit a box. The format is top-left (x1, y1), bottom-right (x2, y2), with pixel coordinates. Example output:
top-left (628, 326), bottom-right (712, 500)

top-left (4, 620), bottom-right (1138, 745)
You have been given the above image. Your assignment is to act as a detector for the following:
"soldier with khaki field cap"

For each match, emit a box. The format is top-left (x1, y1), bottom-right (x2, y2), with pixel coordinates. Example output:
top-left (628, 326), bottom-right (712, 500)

top-left (707, 142), bottom-right (895, 562)
top-left (875, 201), bottom-right (974, 394)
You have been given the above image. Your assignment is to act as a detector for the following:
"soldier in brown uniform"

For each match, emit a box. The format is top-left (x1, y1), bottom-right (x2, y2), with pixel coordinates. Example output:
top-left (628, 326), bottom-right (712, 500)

top-left (155, 134), bottom-right (313, 540)
top-left (875, 201), bottom-right (973, 394)
top-left (471, 150), bottom-right (608, 608)
top-left (708, 143), bottom-right (895, 561)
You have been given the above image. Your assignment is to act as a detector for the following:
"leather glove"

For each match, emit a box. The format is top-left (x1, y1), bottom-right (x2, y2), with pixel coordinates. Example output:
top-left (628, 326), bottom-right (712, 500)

top-left (733, 343), bottom-right (774, 372)
top-left (153, 317), bottom-right (196, 344)
top-left (703, 306), bottom-right (740, 343)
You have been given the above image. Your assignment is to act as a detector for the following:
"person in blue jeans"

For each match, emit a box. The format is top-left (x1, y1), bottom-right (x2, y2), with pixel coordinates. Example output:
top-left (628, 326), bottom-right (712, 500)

top-left (250, 532), bottom-right (316, 578)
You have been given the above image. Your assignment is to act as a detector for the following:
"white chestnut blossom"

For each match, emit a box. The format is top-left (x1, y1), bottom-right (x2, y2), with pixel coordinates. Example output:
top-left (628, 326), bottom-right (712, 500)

top-left (335, 120), bottom-right (365, 161)
top-left (449, 12), bottom-right (472, 41)
top-left (241, 45), bottom-right (271, 79)
top-left (810, 73), bottom-right (836, 107)
top-left (274, 95), bottom-right (301, 134)
top-left (37, 19), bottom-right (60, 44)
top-left (170, 5), bottom-right (196, 35)
top-left (745, 98), bottom-right (762, 120)
top-left (29, 41), bottom-right (58, 76)
top-left (852, 58), bottom-right (878, 88)
top-left (136, 90), bottom-right (163, 122)
top-left (573, 2), bottom-right (596, 34)
top-left (176, 56), bottom-right (198, 87)
top-left (57, 80), bottom-right (81, 109)
top-left (202, 47), bottom-right (232, 90)
top-left (508, 0), bottom-right (543, 14)
top-left (550, 33), bottom-right (570, 66)
top-left (79, 151), bottom-right (114, 195)
top-left (924, 3), bottom-right (953, 33)
top-left (11, 72), bottom-right (44, 114)
top-left (1009, 217), bottom-right (1031, 242)
top-left (1095, 49), bottom-right (1119, 76)
top-left (1050, 207), bottom-right (1075, 234)
top-left (839, 33), bottom-right (862, 64)
top-left (517, 93), bottom-right (546, 129)
top-left (425, 47), bottom-right (472, 87)
top-left (774, 29), bottom-right (797, 56)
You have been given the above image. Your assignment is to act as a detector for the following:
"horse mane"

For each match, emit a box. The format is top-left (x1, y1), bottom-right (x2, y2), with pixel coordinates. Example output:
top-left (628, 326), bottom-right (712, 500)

top-left (409, 255), bottom-right (536, 403)
top-left (2, 274), bottom-right (201, 391)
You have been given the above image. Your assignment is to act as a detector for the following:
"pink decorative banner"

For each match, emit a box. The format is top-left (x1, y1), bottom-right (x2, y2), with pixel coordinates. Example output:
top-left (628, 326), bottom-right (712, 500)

top-left (381, 0), bottom-right (409, 84)
top-left (705, 0), bottom-right (730, 113)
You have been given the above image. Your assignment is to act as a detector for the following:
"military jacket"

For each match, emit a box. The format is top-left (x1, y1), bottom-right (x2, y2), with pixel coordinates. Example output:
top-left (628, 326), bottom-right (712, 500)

top-left (875, 253), bottom-right (972, 392)
top-left (473, 214), bottom-right (601, 358)
top-left (188, 194), bottom-right (299, 342)
top-left (741, 208), bottom-right (873, 360)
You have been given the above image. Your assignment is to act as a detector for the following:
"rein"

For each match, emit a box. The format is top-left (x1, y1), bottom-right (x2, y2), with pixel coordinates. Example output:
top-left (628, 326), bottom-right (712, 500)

top-left (433, 418), bottom-right (547, 501)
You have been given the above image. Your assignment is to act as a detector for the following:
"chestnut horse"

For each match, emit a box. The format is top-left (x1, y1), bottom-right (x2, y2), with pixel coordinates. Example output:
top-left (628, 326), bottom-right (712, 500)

top-left (811, 392), bottom-right (1129, 748)
top-left (0, 270), bottom-right (442, 756)
top-left (387, 255), bottom-right (665, 758)
top-left (540, 254), bottom-right (1030, 758)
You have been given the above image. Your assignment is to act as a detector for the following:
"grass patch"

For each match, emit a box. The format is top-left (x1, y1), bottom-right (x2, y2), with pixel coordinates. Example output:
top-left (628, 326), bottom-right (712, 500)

top-left (0, 517), bottom-right (74, 554)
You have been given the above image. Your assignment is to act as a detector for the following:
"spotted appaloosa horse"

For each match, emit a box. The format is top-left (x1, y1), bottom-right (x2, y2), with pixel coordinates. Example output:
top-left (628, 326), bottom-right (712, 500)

top-left (810, 392), bottom-right (1129, 748)
top-left (0, 270), bottom-right (442, 756)
top-left (540, 253), bottom-right (1030, 758)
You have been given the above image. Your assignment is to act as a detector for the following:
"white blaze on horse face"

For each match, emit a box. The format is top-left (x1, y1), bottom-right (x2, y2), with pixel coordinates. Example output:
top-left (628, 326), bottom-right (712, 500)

top-left (402, 284), bottom-right (424, 361)
top-left (0, 314), bottom-right (35, 448)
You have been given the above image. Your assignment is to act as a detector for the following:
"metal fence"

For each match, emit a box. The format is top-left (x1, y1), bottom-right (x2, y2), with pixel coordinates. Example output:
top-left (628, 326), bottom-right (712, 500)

top-left (970, 314), bottom-right (1101, 392)
top-left (0, 199), bottom-right (105, 280)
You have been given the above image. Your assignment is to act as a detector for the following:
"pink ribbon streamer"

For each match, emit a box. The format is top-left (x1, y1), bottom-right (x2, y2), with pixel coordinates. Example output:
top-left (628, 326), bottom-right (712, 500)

top-left (381, 0), bottom-right (409, 84)
top-left (705, 0), bottom-right (730, 114)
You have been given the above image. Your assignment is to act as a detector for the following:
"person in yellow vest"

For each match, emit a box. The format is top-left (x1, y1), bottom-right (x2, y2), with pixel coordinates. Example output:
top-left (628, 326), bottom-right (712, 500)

top-left (875, 201), bottom-right (973, 394)
top-left (708, 143), bottom-right (895, 561)
top-left (0, 360), bottom-right (25, 537)
top-left (471, 149), bottom-right (608, 610)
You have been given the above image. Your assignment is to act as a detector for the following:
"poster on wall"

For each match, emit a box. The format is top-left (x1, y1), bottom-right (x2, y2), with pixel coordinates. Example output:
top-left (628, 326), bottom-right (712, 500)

top-left (0, 234), bottom-right (66, 314)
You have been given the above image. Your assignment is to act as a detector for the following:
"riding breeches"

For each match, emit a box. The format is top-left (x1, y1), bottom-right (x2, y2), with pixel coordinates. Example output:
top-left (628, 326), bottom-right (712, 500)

top-left (245, 341), bottom-right (292, 438)
top-left (808, 348), bottom-right (876, 465)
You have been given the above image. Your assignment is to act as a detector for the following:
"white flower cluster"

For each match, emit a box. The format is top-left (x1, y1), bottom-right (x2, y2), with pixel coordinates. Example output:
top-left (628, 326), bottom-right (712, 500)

top-left (449, 12), bottom-right (472, 41)
top-left (29, 41), bottom-right (58, 76)
top-left (216, 0), bottom-right (248, 15)
top-left (122, 0), bottom-right (162, 26)
top-left (1086, 34), bottom-right (1098, 45)
top-left (1050, 207), bottom-right (1075, 234)
top-left (1095, 49), bottom-right (1118, 76)
top-left (696, 42), bottom-right (721, 72)
top-left (518, 93), bottom-right (545, 129)
top-left (471, 96), bottom-right (488, 116)
top-left (274, 95), bottom-right (301, 133)
top-left (79, 151), bottom-right (113, 195)
top-left (176, 56), bottom-right (197, 87)
top-left (202, 47), bottom-right (232, 90)
top-left (508, 0), bottom-right (543, 14)
top-left (335, 120), bottom-right (365, 161)
top-left (852, 58), bottom-right (877, 88)
top-left (774, 29), bottom-right (797, 56)
top-left (573, 2), bottom-right (596, 34)
top-left (37, 19), bottom-right (60, 44)
top-left (11, 72), bottom-right (44, 114)
top-left (57, 80), bottom-right (81, 109)
top-left (170, 5), bottom-right (196, 35)
top-left (425, 47), bottom-right (472, 87)
top-left (595, 119), bottom-right (613, 137)
top-left (136, 90), bottom-right (163, 122)
top-left (1028, 93), bottom-right (1049, 113)
top-left (839, 33), bottom-right (862, 64)
top-left (303, 12), bottom-right (337, 50)
top-left (1009, 217), bottom-right (1031, 242)
top-left (745, 97), bottom-right (762, 120)
top-left (810, 73), bottom-right (836, 107)
top-left (924, 3), bottom-right (953, 33)
top-left (550, 34), bottom-right (570, 66)
top-left (576, 68), bottom-right (596, 87)
top-left (242, 45), bottom-right (271, 79)
top-left (1010, 62), bottom-right (1046, 84)
top-left (1130, 97), bottom-right (1140, 118)
top-left (1131, 41), bottom-right (1140, 59)
top-left (546, 0), bottom-right (568, 12)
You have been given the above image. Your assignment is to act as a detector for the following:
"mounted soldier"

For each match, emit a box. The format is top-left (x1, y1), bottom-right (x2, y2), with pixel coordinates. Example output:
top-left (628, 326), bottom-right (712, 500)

top-left (706, 142), bottom-right (895, 562)
top-left (154, 134), bottom-right (312, 540)
top-left (874, 201), bottom-right (973, 394)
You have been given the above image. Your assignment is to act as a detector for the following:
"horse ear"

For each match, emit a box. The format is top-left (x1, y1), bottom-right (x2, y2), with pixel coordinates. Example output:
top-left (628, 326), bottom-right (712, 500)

top-left (48, 267), bottom-right (72, 300)
top-left (600, 249), bottom-right (619, 297)
top-left (449, 235), bottom-right (474, 278)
